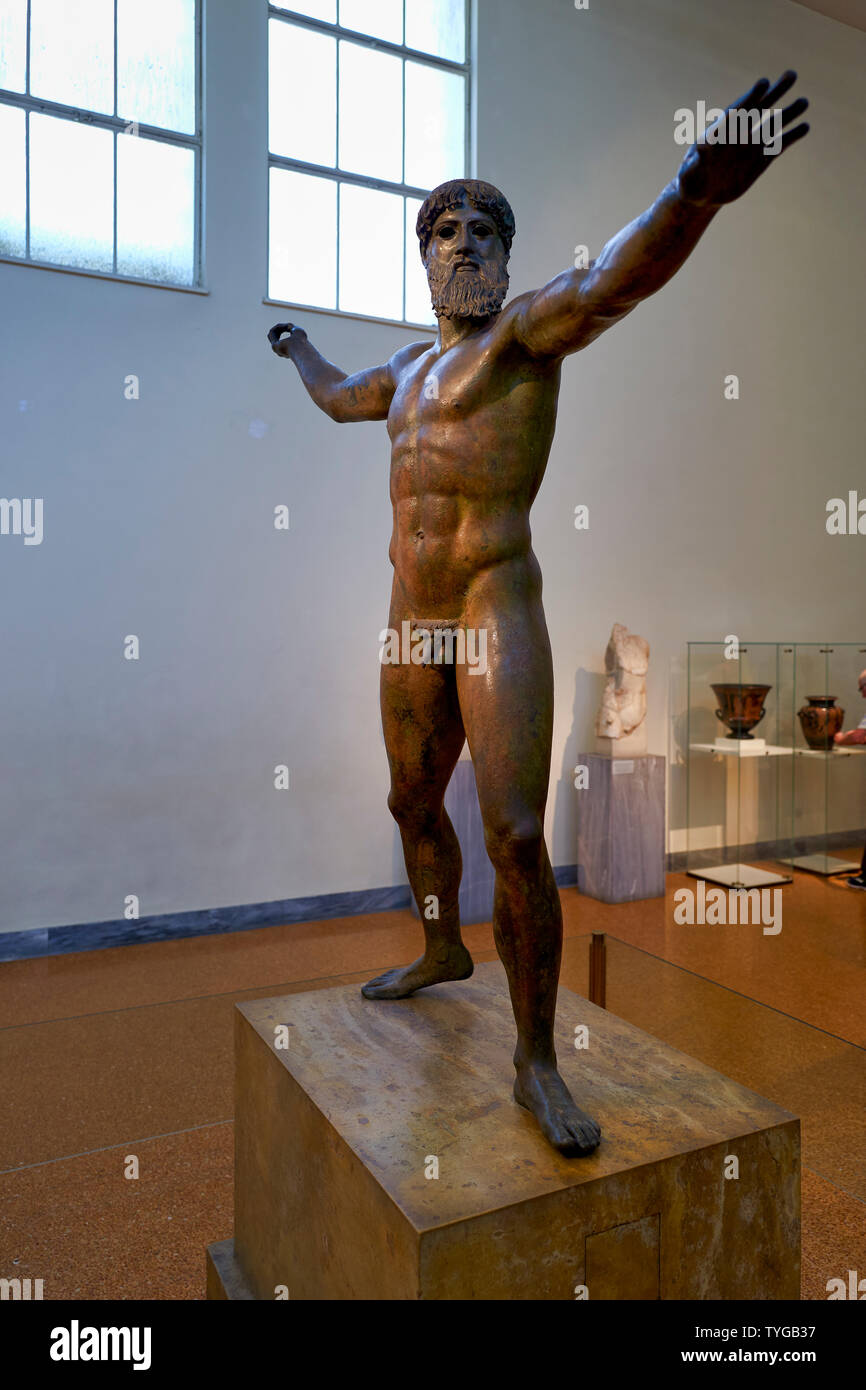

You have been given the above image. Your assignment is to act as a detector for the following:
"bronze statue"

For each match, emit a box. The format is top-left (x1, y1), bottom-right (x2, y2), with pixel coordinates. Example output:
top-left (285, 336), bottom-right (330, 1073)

top-left (269, 74), bottom-right (808, 1156)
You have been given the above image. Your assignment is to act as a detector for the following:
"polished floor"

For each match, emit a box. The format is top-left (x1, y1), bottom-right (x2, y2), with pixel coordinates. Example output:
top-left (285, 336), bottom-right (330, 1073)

top-left (1, 857), bottom-right (864, 1301)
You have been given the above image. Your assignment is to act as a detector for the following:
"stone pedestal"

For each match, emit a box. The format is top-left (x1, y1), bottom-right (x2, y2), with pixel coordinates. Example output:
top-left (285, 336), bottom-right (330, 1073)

top-left (207, 962), bottom-right (799, 1301)
top-left (577, 752), bottom-right (665, 902)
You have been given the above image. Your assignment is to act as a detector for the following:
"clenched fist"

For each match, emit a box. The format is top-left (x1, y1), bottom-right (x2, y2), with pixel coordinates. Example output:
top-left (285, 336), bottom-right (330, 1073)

top-left (268, 322), bottom-right (308, 358)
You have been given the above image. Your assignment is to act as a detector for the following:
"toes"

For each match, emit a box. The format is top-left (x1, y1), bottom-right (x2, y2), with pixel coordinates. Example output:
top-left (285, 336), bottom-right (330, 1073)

top-left (572, 1122), bottom-right (601, 1153)
top-left (557, 1133), bottom-right (592, 1158)
top-left (550, 1107), bottom-right (601, 1156)
top-left (362, 971), bottom-right (413, 1000)
top-left (560, 1130), bottom-right (600, 1157)
top-left (362, 971), bottom-right (395, 992)
top-left (571, 1116), bottom-right (601, 1144)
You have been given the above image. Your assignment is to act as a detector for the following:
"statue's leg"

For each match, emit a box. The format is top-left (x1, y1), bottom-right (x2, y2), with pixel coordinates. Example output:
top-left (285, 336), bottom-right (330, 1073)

top-left (361, 643), bottom-right (472, 1000)
top-left (457, 597), bottom-right (601, 1156)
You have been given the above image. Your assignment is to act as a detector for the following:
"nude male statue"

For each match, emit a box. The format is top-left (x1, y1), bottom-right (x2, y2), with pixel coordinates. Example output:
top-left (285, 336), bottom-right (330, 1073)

top-left (269, 73), bottom-right (808, 1156)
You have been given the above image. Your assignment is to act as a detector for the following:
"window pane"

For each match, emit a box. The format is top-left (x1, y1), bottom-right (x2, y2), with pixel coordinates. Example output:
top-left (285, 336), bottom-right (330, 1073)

top-left (272, 0), bottom-right (335, 19)
top-left (339, 0), bottom-right (402, 44)
top-left (405, 198), bottom-right (436, 326)
top-left (0, 0), bottom-right (27, 92)
top-left (29, 114), bottom-right (114, 271)
top-left (405, 0), bottom-right (466, 62)
top-left (340, 182), bottom-right (403, 319)
top-left (269, 167), bottom-right (336, 308)
top-left (405, 63), bottom-right (464, 189)
top-left (30, 0), bottom-right (115, 115)
top-left (117, 0), bottom-right (196, 135)
top-left (270, 20), bottom-right (336, 167)
top-left (0, 104), bottom-right (26, 256)
top-left (117, 135), bottom-right (195, 284)
top-left (338, 41), bottom-right (402, 182)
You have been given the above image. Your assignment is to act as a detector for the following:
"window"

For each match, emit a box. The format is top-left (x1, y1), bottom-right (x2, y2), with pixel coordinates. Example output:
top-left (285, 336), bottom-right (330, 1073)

top-left (0, 0), bottom-right (201, 288)
top-left (268, 1), bottom-right (470, 327)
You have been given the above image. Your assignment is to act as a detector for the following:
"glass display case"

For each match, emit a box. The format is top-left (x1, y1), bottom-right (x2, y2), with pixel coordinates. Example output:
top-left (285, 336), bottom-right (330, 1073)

top-left (679, 641), bottom-right (866, 885)
top-left (683, 641), bottom-right (794, 888)
top-left (779, 642), bottom-right (866, 875)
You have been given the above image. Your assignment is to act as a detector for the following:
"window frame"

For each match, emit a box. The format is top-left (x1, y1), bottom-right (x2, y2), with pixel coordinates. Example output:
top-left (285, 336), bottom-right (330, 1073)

top-left (266, 1), bottom-right (472, 329)
top-left (0, 0), bottom-right (205, 293)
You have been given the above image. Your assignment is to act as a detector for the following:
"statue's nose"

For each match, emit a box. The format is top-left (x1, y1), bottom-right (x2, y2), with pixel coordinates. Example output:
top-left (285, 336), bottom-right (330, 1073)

top-left (454, 224), bottom-right (473, 251)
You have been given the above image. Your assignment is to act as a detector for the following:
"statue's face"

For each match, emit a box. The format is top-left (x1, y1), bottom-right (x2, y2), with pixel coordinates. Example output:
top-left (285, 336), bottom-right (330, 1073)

top-left (425, 198), bottom-right (510, 320)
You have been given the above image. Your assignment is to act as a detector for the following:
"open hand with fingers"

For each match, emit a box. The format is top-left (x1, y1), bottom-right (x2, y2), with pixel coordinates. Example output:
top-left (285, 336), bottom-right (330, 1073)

top-left (678, 71), bottom-right (809, 208)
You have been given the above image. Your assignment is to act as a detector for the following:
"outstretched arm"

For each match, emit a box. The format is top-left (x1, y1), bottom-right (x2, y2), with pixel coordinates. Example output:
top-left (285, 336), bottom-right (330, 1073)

top-left (268, 325), bottom-right (427, 423)
top-left (514, 72), bottom-right (809, 360)
top-left (268, 324), bottom-right (393, 422)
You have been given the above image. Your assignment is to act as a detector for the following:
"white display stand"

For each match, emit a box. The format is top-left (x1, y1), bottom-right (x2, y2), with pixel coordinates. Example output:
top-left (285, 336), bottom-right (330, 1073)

top-left (689, 742), bottom-right (794, 888)
top-left (778, 747), bottom-right (866, 876)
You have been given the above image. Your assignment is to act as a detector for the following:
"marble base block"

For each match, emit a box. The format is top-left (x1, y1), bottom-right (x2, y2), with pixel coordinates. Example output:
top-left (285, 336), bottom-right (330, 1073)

top-left (208, 962), bottom-right (799, 1301)
top-left (577, 752), bottom-right (665, 903)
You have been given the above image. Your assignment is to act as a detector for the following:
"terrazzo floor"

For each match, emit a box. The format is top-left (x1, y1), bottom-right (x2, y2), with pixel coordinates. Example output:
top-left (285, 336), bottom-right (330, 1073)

top-left (1, 857), bottom-right (863, 1301)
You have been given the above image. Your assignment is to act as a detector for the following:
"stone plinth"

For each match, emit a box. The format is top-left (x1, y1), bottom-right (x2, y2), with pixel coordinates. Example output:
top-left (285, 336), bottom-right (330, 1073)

top-left (208, 962), bottom-right (799, 1301)
top-left (577, 752), bottom-right (665, 902)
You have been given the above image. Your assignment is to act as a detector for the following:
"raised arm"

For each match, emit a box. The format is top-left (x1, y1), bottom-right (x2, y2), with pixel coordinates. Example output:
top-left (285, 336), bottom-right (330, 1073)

top-left (268, 324), bottom-right (425, 423)
top-left (514, 72), bottom-right (809, 361)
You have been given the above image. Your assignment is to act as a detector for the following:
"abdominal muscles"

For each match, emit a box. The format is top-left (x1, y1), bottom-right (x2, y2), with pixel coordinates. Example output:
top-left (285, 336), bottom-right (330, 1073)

top-left (387, 395), bottom-right (555, 616)
top-left (389, 490), bottom-right (536, 617)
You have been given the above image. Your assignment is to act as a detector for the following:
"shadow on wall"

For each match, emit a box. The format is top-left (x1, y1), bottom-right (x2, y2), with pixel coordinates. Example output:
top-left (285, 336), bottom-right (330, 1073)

top-left (553, 666), bottom-right (607, 866)
top-left (670, 702), bottom-right (720, 853)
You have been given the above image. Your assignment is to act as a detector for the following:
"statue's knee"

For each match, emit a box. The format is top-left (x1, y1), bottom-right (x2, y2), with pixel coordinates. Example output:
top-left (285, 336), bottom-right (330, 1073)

top-left (388, 788), bottom-right (436, 834)
top-left (387, 789), bottom-right (410, 825)
top-left (484, 812), bottom-right (544, 869)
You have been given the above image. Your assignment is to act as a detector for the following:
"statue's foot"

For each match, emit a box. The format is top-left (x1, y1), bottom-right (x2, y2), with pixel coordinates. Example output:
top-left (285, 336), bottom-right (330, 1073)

top-left (361, 945), bottom-right (474, 1000)
top-left (513, 1060), bottom-right (601, 1157)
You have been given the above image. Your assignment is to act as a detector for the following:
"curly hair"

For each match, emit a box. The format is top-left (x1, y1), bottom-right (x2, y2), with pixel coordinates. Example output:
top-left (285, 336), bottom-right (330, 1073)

top-left (415, 180), bottom-right (516, 260)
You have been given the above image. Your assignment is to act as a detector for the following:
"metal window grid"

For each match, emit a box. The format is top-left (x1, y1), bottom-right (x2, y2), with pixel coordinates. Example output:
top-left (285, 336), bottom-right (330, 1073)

top-left (267, 1), bottom-right (472, 327)
top-left (0, 0), bottom-right (204, 288)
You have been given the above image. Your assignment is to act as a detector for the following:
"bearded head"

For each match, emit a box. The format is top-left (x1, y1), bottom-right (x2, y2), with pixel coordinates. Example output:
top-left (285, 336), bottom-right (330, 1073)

top-left (416, 179), bottom-right (515, 321)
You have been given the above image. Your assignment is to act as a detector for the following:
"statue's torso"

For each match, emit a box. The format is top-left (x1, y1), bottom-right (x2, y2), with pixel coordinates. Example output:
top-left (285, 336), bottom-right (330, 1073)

top-left (386, 315), bottom-right (561, 619)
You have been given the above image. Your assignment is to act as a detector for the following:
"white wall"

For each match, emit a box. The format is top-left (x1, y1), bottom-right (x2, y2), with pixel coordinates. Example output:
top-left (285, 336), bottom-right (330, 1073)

top-left (1, 0), bottom-right (864, 936)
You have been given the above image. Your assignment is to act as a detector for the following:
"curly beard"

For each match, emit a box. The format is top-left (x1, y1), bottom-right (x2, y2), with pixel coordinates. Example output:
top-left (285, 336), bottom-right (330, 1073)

top-left (426, 258), bottom-right (510, 320)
